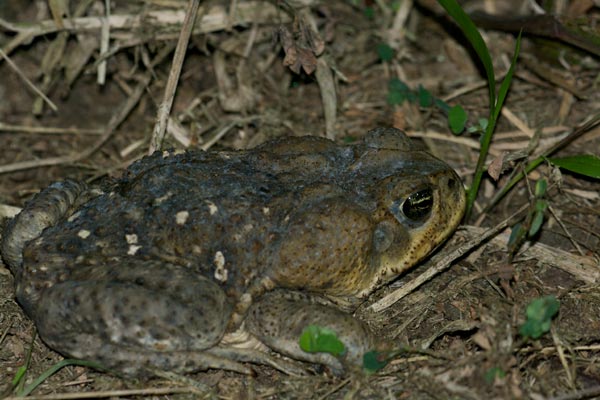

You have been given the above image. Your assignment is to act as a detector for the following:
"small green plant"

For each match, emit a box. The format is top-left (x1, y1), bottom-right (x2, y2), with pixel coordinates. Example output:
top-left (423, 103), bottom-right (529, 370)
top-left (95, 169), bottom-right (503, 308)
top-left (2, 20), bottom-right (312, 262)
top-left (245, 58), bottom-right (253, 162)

top-left (484, 366), bottom-right (506, 384)
top-left (438, 1), bottom-right (599, 218)
top-left (10, 331), bottom-right (35, 396)
top-left (437, 0), bottom-right (522, 219)
top-left (519, 295), bottom-right (560, 340)
top-left (549, 154), bottom-right (600, 179)
top-left (298, 326), bottom-right (400, 373)
top-left (299, 325), bottom-right (346, 357)
top-left (448, 104), bottom-right (468, 134)
top-left (387, 78), bottom-right (411, 104)
top-left (363, 350), bottom-right (391, 373)
top-left (466, 118), bottom-right (488, 135)
top-left (386, 78), bottom-right (413, 105)
top-left (12, 359), bottom-right (109, 397)
top-left (417, 85), bottom-right (433, 108)
top-left (385, 78), bottom-right (465, 131)
top-left (299, 326), bottom-right (431, 373)
top-left (486, 145), bottom-right (600, 213)
top-left (376, 43), bottom-right (395, 62)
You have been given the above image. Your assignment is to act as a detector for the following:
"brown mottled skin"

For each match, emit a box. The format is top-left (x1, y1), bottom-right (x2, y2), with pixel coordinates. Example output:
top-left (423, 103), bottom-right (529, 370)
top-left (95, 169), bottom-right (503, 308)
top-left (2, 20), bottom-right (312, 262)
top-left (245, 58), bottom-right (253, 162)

top-left (1, 128), bottom-right (465, 376)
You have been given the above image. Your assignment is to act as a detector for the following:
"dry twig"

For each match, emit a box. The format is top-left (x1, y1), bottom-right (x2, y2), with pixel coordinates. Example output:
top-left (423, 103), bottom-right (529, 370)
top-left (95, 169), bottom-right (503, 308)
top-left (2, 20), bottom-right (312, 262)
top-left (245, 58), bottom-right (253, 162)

top-left (0, 48), bottom-right (57, 111)
top-left (149, 0), bottom-right (202, 153)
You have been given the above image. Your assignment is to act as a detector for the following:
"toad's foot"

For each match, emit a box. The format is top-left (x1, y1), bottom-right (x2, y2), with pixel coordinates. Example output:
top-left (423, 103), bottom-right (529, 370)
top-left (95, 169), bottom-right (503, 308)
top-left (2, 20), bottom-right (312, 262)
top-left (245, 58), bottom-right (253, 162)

top-left (245, 290), bottom-right (383, 375)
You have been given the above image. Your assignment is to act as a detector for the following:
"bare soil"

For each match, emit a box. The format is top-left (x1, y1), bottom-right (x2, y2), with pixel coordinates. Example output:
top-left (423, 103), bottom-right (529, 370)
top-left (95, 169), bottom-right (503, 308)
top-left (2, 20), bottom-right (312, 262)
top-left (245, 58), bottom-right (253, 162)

top-left (1, 1), bottom-right (599, 399)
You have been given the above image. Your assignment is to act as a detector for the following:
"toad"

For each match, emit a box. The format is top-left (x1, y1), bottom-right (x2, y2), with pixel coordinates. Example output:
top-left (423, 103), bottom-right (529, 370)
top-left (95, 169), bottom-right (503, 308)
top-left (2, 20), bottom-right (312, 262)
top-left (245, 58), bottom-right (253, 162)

top-left (1, 128), bottom-right (465, 376)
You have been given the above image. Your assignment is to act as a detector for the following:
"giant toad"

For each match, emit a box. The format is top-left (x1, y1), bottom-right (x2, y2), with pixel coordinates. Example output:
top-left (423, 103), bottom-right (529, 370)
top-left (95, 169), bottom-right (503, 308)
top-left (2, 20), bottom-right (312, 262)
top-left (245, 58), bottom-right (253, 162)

top-left (2, 128), bottom-right (465, 376)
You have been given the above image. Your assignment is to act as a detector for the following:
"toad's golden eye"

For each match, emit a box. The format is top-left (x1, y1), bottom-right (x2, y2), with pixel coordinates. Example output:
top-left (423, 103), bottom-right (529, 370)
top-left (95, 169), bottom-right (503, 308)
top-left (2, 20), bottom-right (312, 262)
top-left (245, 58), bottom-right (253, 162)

top-left (401, 188), bottom-right (433, 221)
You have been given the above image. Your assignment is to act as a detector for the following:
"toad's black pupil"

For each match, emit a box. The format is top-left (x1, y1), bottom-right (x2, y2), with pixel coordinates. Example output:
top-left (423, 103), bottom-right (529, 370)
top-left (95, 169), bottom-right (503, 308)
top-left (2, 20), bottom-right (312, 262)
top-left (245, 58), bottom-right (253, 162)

top-left (402, 188), bottom-right (433, 220)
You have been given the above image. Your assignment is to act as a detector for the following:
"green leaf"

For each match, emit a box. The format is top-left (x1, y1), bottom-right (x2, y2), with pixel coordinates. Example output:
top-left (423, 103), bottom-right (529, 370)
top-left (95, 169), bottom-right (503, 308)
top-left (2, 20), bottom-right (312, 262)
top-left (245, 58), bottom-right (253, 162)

top-left (492, 31), bottom-right (521, 120)
top-left (377, 43), bottom-right (394, 62)
top-left (363, 350), bottom-right (389, 373)
top-left (436, 0), bottom-right (495, 102)
top-left (11, 365), bottom-right (27, 387)
top-left (528, 207), bottom-right (546, 237)
top-left (441, 0), bottom-right (523, 219)
top-left (364, 6), bottom-right (375, 19)
top-left (463, 31), bottom-right (522, 219)
top-left (478, 118), bottom-right (489, 131)
top-left (484, 366), bottom-right (506, 384)
top-left (389, 78), bottom-right (409, 93)
top-left (549, 154), bottom-right (600, 179)
top-left (299, 325), bottom-right (346, 357)
top-left (418, 85), bottom-right (433, 107)
top-left (448, 105), bottom-right (468, 134)
top-left (534, 179), bottom-right (547, 197)
top-left (534, 198), bottom-right (548, 213)
top-left (388, 78), bottom-right (409, 104)
top-left (508, 222), bottom-right (526, 249)
top-left (519, 296), bottom-right (560, 340)
top-left (387, 90), bottom-right (406, 105)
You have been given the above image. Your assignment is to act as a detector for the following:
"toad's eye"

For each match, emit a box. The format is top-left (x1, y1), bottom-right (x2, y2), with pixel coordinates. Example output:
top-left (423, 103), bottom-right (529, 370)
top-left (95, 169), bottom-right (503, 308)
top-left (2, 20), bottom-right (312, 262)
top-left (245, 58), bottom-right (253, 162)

top-left (400, 188), bottom-right (433, 221)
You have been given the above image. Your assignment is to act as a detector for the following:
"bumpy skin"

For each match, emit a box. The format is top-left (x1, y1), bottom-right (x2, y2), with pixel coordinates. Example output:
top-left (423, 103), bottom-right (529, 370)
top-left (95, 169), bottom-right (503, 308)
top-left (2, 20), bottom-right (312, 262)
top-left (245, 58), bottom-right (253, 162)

top-left (1, 128), bottom-right (465, 376)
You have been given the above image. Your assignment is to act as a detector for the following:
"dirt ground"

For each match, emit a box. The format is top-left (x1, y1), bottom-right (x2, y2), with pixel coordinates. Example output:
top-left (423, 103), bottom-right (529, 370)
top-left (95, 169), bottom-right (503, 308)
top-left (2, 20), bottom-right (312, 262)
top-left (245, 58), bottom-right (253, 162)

top-left (0, 1), bottom-right (599, 399)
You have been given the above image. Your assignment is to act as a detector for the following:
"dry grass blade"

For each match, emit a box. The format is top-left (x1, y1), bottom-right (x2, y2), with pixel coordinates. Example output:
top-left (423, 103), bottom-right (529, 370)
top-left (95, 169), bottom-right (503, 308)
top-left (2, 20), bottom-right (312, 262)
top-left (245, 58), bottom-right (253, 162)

top-left (3, 386), bottom-right (213, 400)
top-left (0, 123), bottom-right (103, 135)
top-left (0, 2), bottom-right (284, 55)
top-left (468, 226), bottom-right (598, 282)
top-left (96, 0), bottom-right (110, 85)
top-left (0, 48), bottom-right (57, 111)
top-left (0, 74), bottom-right (151, 175)
top-left (547, 386), bottom-right (600, 400)
top-left (149, 0), bottom-right (202, 153)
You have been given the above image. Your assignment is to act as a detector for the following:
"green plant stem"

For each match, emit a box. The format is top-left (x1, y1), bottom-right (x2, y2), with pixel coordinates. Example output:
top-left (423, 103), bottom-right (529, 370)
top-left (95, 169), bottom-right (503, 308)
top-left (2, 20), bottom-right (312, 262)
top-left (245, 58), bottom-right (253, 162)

top-left (437, 0), bottom-right (522, 220)
top-left (467, 32), bottom-right (521, 219)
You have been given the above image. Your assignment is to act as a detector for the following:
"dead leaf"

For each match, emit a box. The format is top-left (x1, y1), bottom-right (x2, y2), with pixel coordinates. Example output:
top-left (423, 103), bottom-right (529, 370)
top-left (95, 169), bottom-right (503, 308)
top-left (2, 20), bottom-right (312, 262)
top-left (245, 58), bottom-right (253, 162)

top-left (471, 331), bottom-right (492, 351)
top-left (275, 14), bottom-right (325, 75)
top-left (488, 151), bottom-right (508, 181)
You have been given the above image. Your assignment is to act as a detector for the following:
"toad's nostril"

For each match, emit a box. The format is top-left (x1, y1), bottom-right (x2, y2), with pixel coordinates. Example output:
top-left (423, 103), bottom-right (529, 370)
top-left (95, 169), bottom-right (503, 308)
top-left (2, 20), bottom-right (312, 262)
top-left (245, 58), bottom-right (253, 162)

top-left (373, 221), bottom-right (395, 253)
